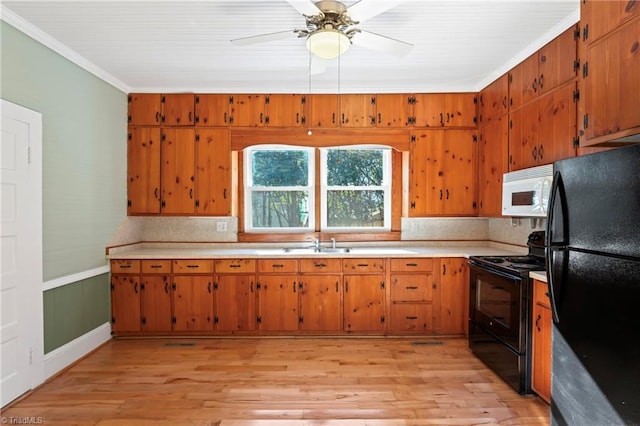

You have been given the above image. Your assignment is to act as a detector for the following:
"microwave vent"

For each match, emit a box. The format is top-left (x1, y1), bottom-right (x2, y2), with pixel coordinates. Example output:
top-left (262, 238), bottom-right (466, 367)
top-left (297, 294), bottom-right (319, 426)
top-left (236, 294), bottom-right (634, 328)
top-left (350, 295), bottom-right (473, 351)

top-left (503, 164), bottom-right (553, 183)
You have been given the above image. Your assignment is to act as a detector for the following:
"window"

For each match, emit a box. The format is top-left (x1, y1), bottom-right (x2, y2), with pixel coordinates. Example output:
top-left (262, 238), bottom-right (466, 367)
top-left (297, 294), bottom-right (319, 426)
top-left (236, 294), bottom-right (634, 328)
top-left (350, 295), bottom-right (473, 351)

top-left (244, 145), bottom-right (391, 233)
top-left (244, 146), bottom-right (314, 232)
top-left (321, 147), bottom-right (391, 231)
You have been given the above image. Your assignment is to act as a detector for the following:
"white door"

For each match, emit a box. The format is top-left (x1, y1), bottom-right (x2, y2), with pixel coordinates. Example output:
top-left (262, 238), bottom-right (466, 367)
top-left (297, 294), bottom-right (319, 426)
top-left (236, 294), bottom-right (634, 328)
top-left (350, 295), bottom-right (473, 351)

top-left (1, 99), bottom-right (44, 407)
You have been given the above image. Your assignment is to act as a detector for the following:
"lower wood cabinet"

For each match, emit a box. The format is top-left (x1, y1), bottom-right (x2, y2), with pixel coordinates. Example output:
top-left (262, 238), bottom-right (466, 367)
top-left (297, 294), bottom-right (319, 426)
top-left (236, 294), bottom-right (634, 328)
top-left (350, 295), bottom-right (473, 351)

top-left (109, 255), bottom-right (469, 337)
top-left (532, 278), bottom-right (552, 403)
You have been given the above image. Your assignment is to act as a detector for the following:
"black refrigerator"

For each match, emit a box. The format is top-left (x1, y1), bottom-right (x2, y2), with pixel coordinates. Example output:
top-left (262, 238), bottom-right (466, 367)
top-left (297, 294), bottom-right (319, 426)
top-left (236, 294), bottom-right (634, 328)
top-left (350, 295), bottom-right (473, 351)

top-left (546, 143), bottom-right (640, 425)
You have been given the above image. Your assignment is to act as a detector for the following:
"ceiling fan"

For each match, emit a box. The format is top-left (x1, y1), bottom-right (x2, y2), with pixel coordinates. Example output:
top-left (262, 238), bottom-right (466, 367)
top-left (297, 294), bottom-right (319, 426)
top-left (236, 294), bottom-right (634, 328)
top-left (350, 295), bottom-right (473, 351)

top-left (230, 0), bottom-right (413, 59)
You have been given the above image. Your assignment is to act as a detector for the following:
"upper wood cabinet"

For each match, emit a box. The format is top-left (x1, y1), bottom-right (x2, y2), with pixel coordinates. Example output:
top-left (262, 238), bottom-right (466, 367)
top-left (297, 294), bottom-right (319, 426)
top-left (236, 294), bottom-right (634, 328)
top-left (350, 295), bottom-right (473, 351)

top-left (510, 25), bottom-right (578, 109)
top-left (127, 127), bottom-right (161, 214)
top-left (478, 115), bottom-right (508, 217)
top-left (163, 94), bottom-right (195, 126)
top-left (128, 93), bottom-right (162, 126)
top-left (265, 94), bottom-right (306, 127)
top-left (375, 94), bottom-right (412, 127)
top-left (409, 129), bottom-right (478, 216)
top-left (307, 94), bottom-right (339, 128)
top-left (581, 16), bottom-right (640, 146)
top-left (581, 0), bottom-right (640, 45)
top-left (195, 128), bottom-right (231, 216)
top-left (195, 94), bottom-right (231, 126)
top-left (479, 74), bottom-right (508, 126)
top-left (160, 128), bottom-right (196, 214)
top-left (230, 94), bottom-right (267, 127)
top-left (339, 94), bottom-right (376, 127)
top-left (413, 93), bottom-right (477, 128)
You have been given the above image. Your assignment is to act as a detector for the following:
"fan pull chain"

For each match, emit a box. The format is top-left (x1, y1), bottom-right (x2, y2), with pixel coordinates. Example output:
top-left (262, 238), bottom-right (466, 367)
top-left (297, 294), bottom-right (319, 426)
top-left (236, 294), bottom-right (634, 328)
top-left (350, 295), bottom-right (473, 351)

top-left (307, 49), bottom-right (313, 136)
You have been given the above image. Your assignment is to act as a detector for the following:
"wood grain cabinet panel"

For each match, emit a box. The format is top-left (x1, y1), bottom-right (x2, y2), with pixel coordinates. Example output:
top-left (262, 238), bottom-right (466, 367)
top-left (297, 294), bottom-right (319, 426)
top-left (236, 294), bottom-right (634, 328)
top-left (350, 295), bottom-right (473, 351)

top-left (532, 279), bottom-right (552, 403)
top-left (172, 275), bottom-right (214, 331)
top-left (128, 93), bottom-right (162, 126)
top-left (339, 94), bottom-right (376, 127)
top-left (390, 274), bottom-right (432, 302)
top-left (307, 94), bottom-right (339, 128)
top-left (581, 0), bottom-right (640, 45)
top-left (390, 304), bottom-right (433, 333)
top-left (479, 74), bottom-right (509, 126)
top-left (257, 274), bottom-right (299, 331)
top-left (127, 127), bottom-right (161, 214)
top-left (539, 25), bottom-right (578, 94)
top-left (195, 94), bottom-right (231, 126)
top-left (299, 275), bottom-right (342, 331)
top-left (343, 273), bottom-right (385, 332)
top-left (265, 94), bottom-right (306, 127)
top-left (161, 128), bottom-right (196, 214)
top-left (140, 275), bottom-right (172, 332)
top-left (230, 94), bottom-right (267, 127)
top-left (162, 94), bottom-right (195, 126)
top-left (509, 53), bottom-right (540, 110)
top-left (433, 258), bottom-right (467, 335)
top-left (478, 115), bottom-right (508, 216)
top-left (195, 128), bottom-right (231, 216)
top-left (375, 94), bottom-right (411, 127)
top-left (215, 274), bottom-right (256, 332)
top-left (110, 275), bottom-right (141, 333)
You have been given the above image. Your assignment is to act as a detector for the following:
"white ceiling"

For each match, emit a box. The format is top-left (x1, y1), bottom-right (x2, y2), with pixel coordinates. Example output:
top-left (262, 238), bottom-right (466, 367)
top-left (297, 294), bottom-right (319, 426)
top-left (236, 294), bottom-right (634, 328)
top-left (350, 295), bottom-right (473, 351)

top-left (1, 0), bottom-right (580, 94)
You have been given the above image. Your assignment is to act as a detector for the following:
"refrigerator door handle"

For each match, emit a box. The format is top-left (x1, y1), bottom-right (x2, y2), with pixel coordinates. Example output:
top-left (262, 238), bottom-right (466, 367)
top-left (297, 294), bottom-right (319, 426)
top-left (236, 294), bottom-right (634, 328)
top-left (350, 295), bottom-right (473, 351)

top-left (546, 170), bottom-right (564, 324)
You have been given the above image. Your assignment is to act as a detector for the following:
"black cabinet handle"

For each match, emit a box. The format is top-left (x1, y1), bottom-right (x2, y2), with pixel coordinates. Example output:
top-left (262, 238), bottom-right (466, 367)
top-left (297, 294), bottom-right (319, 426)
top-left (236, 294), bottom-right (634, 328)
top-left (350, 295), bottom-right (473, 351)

top-left (134, 283), bottom-right (138, 293)
top-left (164, 282), bottom-right (169, 294)
top-left (186, 264), bottom-right (200, 269)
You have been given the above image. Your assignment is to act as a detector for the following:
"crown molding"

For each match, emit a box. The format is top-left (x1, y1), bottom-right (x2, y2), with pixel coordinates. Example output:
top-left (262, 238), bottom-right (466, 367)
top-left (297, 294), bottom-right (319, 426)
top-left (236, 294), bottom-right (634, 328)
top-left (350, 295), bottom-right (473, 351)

top-left (1, 4), bottom-right (131, 93)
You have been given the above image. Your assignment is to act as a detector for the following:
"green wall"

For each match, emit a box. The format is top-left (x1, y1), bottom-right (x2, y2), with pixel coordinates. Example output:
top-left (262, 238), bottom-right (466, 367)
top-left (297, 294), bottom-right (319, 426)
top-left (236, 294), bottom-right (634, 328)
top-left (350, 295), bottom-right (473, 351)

top-left (1, 22), bottom-right (127, 353)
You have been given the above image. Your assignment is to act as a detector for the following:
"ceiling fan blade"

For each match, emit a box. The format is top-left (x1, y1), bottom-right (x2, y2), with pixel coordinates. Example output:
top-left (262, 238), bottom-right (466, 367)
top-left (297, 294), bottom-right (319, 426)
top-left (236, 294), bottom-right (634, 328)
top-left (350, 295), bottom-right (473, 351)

top-left (352, 29), bottom-right (414, 57)
top-left (347, 0), bottom-right (408, 23)
top-left (286, 0), bottom-right (322, 16)
top-left (230, 30), bottom-right (296, 46)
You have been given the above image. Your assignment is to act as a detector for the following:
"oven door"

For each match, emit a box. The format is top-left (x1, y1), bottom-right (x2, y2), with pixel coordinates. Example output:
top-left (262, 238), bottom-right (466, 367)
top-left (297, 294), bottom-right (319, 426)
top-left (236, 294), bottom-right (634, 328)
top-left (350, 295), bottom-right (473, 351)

top-left (469, 263), bottom-right (527, 353)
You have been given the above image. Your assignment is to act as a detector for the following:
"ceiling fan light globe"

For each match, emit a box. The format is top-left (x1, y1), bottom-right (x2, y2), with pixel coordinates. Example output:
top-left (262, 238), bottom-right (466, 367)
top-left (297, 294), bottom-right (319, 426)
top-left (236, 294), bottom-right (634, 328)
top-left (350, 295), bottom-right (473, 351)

top-left (306, 29), bottom-right (350, 59)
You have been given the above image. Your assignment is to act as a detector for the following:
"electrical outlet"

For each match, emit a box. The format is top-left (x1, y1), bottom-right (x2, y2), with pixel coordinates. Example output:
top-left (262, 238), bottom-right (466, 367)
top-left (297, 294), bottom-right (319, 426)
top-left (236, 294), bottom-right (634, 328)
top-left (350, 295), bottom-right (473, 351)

top-left (216, 221), bottom-right (227, 232)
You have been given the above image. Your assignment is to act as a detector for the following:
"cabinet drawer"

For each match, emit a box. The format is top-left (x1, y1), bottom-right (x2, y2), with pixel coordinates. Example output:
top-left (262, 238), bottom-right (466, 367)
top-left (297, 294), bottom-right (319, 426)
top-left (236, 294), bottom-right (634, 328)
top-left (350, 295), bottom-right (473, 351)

top-left (172, 259), bottom-right (213, 274)
top-left (110, 259), bottom-right (140, 274)
top-left (257, 259), bottom-right (299, 273)
top-left (533, 279), bottom-right (550, 308)
top-left (141, 260), bottom-right (172, 274)
top-left (390, 304), bottom-right (433, 333)
top-left (300, 258), bottom-right (342, 273)
top-left (342, 258), bottom-right (384, 272)
top-left (390, 258), bottom-right (433, 272)
top-left (390, 274), bottom-right (433, 302)
top-left (215, 259), bottom-right (256, 273)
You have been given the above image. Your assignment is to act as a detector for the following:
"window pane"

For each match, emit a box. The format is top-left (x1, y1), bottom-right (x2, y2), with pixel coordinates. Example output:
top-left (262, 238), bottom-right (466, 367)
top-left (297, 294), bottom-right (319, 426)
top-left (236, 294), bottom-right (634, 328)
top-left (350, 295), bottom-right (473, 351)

top-left (326, 149), bottom-right (383, 186)
top-left (326, 190), bottom-right (384, 227)
top-left (251, 191), bottom-right (309, 228)
top-left (251, 150), bottom-right (308, 186)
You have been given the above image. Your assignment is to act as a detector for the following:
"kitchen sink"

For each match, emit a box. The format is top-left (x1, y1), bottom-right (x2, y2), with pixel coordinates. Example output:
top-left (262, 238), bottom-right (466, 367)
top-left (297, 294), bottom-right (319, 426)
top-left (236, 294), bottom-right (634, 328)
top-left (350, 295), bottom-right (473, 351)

top-left (282, 247), bottom-right (351, 254)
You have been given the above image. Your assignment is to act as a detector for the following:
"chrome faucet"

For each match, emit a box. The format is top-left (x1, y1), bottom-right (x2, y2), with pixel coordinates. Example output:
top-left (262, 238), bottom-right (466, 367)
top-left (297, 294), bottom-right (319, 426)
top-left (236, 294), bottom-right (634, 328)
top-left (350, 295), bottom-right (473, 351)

top-left (306, 236), bottom-right (320, 251)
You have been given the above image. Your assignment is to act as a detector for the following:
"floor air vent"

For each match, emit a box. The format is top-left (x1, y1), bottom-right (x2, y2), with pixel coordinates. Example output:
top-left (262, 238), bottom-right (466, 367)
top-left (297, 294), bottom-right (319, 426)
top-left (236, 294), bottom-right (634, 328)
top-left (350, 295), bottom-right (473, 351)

top-left (164, 342), bottom-right (195, 347)
top-left (411, 341), bottom-right (444, 346)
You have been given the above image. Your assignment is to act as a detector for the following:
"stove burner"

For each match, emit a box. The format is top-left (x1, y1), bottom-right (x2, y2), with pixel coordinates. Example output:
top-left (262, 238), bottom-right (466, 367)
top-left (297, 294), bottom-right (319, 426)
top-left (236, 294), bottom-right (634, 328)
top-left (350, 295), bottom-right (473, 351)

top-left (505, 256), bottom-right (540, 264)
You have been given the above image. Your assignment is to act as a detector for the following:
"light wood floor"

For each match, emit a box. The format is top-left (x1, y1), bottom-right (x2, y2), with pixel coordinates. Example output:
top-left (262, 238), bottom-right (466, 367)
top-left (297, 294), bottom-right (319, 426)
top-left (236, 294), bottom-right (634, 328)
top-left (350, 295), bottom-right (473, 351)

top-left (1, 337), bottom-right (549, 425)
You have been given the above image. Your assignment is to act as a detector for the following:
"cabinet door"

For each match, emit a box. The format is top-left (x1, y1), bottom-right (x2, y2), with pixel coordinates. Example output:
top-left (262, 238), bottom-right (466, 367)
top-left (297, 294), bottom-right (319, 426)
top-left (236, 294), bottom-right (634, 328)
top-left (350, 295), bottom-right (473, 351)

top-left (195, 94), bottom-right (231, 126)
top-left (583, 18), bottom-right (640, 144)
top-left (307, 94), bottom-right (339, 128)
top-left (509, 53), bottom-right (539, 110)
top-left (442, 93), bottom-right (477, 127)
top-left (111, 275), bottom-right (141, 333)
top-left (479, 74), bottom-right (509, 126)
top-left (375, 94), bottom-right (411, 127)
top-left (195, 128), bottom-right (231, 215)
top-left (230, 94), bottom-right (266, 127)
top-left (581, 0), bottom-right (640, 45)
top-left (440, 130), bottom-right (477, 215)
top-left (434, 258), bottom-right (467, 335)
top-left (127, 127), bottom-right (161, 214)
top-left (339, 94), bottom-right (376, 127)
top-left (390, 274), bottom-right (433, 302)
top-left (172, 275), bottom-right (214, 331)
top-left (257, 275), bottom-right (299, 331)
top-left (478, 116), bottom-right (508, 216)
top-left (409, 129), bottom-right (445, 216)
top-left (538, 82), bottom-right (577, 165)
top-left (266, 94), bottom-right (306, 127)
top-left (413, 93), bottom-right (445, 127)
top-left (343, 274), bottom-right (385, 332)
top-left (128, 93), bottom-right (162, 126)
top-left (162, 94), bottom-right (195, 126)
top-left (299, 275), bottom-right (342, 331)
top-left (539, 25), bottom-right (578, 94)
top-left (532, 280), bottom-right (552, 403)
top-left (161, 128), bottom-right (196, 214)
top-left (215, 274), bottom-right (256, 332)
top-left (509, 101), bottom-right (539, 171)
top-left (140, 275), bottom-right (172, 332)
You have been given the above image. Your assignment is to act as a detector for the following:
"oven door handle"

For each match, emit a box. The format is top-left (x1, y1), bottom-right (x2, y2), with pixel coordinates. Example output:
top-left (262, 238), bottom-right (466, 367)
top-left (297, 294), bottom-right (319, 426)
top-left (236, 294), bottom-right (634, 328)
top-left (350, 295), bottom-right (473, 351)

top-left (468, 262), bottom-right (523, 282)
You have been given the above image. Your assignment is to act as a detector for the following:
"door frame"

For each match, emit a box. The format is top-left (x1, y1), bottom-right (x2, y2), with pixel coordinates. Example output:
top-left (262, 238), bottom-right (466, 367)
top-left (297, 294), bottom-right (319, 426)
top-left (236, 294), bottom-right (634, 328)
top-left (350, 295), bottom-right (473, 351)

top-left (1, 99), bottom-right (44, 407)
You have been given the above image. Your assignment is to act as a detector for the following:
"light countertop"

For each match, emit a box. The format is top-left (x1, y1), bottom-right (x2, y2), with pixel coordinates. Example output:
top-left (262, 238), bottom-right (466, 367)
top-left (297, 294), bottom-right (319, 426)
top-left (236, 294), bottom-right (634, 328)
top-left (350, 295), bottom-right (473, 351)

top-left (107, 242), bottom-right (525, 260)
top-left (530, 271), bottom-right (547, 282)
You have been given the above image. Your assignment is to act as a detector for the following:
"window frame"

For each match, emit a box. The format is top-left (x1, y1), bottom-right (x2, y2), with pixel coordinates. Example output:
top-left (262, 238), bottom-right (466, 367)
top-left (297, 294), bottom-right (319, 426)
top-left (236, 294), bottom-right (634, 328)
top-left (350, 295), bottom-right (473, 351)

top-left (243, 145), bottom-right (315, 233)
top-left (319, 146), bottom-right (392, 232)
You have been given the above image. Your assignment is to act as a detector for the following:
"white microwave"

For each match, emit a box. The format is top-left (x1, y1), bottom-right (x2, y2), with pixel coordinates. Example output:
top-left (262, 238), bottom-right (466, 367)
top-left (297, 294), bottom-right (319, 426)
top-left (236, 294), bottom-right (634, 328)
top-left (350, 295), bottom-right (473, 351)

top-left (502, 164), bottom-right (553, 217)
